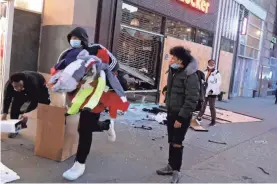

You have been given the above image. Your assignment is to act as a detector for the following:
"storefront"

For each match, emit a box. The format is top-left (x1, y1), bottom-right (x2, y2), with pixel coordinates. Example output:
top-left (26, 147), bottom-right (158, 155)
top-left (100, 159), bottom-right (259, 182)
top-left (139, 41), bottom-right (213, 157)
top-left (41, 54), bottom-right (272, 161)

top-left (113, 0), bottom-right (218, 102)
top-left (233, 12), bottom-right (265, 97)
top-left (260, 36), bottom-right (277, 96)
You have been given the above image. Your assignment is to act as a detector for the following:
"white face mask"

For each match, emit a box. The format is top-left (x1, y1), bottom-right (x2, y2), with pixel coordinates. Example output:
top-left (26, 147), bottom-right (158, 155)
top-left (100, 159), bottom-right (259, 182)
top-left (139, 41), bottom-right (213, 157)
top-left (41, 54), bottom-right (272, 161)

top-left (70, 39), bottom-right (82, 48)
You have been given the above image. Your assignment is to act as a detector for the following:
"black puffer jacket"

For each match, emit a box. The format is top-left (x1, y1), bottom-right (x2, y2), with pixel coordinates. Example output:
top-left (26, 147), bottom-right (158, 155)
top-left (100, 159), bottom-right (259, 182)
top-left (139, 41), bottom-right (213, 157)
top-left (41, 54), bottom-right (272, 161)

top-left (166, 59), bottom-right (200, 120)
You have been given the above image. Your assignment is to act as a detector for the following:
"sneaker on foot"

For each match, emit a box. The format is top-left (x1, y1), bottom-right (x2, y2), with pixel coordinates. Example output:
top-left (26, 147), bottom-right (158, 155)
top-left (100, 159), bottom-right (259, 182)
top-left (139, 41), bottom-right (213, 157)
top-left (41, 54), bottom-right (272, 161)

top-left (209, 121), bottom-right (216, 126)
top-left (63, 161), bottom-right (85, 181)
top-left (107, 120), bottom-right (116, 142)
top-left (170, 171), bottom-right (181, 183)
top-left (156, 164), bottom-right (173, 175)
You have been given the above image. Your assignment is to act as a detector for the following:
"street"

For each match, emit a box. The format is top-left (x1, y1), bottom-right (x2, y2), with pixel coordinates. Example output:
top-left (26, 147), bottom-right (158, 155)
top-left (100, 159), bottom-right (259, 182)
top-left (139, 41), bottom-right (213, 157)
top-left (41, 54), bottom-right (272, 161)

top-left (1, 96), bottom-right (277, 183)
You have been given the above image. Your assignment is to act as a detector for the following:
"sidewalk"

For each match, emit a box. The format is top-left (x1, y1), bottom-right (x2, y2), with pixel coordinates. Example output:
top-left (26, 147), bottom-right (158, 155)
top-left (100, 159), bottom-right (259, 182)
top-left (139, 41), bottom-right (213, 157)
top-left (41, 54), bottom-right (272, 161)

top-left (1, 97), bottom-right (277, 183)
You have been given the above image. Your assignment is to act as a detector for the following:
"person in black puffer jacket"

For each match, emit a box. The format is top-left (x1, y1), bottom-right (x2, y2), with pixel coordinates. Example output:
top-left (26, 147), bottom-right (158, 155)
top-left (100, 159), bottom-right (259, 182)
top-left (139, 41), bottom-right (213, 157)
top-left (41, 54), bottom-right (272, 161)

top-left (156, 46), bottom-right (200, 183)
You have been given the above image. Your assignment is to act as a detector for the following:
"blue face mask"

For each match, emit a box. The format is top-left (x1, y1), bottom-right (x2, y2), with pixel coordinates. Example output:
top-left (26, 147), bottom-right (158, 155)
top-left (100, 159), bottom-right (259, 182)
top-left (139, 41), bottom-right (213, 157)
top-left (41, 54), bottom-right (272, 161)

top-left (170, 63), bottom-right (181, 69)
top-left (70, 40), bottom-right (82, 48)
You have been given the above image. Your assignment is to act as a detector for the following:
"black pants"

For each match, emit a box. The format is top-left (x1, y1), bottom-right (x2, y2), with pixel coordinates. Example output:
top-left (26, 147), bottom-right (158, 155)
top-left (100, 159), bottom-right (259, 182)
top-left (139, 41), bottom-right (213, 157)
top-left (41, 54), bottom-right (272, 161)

top-left (198, 95), bottom-right (217, 122)
top-left (75, 110), bottom-right (110, 164)
top-left (10, 86), bottom-right (50, 119)
top-left (167, 113), bottom-right (191, 171)
top-left (275, 96), bottom-right (277, 104)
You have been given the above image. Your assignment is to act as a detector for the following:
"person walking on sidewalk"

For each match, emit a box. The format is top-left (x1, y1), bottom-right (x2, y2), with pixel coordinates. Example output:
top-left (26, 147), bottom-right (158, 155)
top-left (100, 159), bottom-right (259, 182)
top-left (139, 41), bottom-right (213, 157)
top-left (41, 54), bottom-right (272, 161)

top-left (156, 46), bottom-right (200, 183)
top-left (1, 71), bottom-right (51, 138)
top-left (196, 59), bottom-right (221, 126)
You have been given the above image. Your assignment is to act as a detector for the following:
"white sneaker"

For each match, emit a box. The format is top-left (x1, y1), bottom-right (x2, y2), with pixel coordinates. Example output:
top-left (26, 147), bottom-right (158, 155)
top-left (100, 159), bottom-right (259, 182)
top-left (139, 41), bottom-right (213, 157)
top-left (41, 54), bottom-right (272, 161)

top-left (63, 161), bottom-right (85, 181)
top-left (107, 119), bottom-right (116, 142)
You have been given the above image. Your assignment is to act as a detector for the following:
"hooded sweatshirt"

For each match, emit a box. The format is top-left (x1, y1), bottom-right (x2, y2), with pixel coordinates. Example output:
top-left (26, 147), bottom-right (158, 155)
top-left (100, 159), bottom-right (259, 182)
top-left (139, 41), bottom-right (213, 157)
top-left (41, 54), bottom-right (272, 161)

top-left (54, 27), bottom-right (89, 70)
top-left (166, 58), bottom-right (200, 121)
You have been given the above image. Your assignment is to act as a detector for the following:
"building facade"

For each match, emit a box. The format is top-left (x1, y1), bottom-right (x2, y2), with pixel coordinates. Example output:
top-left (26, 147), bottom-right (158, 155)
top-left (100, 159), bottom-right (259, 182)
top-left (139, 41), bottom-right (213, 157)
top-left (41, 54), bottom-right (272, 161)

top-left (0, 0), bottom-right (240, 104)
top-left (112, 0), bottom-right (220, 102)
top-left (251, 0), bottom-right (277, 96)
top-left (226, 0), bottom-right (268, 98)
top-left (3, 0), bottom-right (275, 105)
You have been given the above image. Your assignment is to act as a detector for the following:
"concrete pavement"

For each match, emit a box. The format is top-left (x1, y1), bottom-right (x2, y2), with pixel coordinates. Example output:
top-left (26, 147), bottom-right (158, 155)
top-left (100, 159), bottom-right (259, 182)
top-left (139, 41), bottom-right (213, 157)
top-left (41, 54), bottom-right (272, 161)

top-left (1, 97), bottom-right (277, 183)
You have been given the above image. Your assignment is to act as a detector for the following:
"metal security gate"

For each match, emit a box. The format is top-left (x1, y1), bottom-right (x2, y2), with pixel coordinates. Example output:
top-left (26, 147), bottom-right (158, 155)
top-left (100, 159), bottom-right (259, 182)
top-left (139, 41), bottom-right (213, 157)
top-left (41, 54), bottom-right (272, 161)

top-left (117, 25), bottom-right (163, 83)
top-left (116, 25), bottom-right (163, 102)
top-left (116, 2), bottom-right (164, 102)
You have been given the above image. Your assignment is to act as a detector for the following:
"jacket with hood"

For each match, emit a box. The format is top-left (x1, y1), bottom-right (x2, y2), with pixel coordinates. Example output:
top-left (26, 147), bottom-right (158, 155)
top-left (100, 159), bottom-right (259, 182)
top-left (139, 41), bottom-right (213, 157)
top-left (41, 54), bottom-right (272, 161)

top-left (166, 58), bottom-right (200, 121)
top-left (203, 68), bottom-right (221, 97)
top-left (54, 27), bottom-right (89, 71)
top-left (49, 27), bottom-right (90, 92)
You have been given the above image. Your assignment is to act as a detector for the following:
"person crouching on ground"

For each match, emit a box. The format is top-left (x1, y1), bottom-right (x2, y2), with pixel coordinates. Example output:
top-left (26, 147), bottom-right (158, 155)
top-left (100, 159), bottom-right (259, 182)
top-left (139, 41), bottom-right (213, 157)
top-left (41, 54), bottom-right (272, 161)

top-left (196, 59), bottom-right (221, 126)
top-left (156, 46), bottom-right (200, 183)
top-left (1, 71), bottom-right (51, 138)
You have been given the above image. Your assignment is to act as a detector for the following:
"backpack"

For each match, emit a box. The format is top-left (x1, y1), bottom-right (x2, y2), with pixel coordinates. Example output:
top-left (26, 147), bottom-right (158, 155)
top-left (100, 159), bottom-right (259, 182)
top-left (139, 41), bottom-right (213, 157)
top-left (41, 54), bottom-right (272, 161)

top-left (195, 70), bottom-right (206, 112)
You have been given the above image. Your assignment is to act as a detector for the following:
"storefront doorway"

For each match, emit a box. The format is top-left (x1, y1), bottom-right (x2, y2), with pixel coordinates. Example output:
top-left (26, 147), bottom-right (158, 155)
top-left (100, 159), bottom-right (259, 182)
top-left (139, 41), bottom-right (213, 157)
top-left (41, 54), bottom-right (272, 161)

top-left (116, 3), bottom-right (164, 103)
top-left (233, 56), bottom-right (259, 97)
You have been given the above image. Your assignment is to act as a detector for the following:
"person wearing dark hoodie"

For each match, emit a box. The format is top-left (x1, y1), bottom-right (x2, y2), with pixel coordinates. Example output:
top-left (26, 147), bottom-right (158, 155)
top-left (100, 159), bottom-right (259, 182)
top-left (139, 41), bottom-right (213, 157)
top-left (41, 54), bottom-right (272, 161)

top-left (62, 27), bottom-right (128, 181)
top-left (1, 71), bottom-right (50, 138)
top-left (156, 46), bottom-right (200, 183)
top-left (52, 27), bottom-right (89, 72)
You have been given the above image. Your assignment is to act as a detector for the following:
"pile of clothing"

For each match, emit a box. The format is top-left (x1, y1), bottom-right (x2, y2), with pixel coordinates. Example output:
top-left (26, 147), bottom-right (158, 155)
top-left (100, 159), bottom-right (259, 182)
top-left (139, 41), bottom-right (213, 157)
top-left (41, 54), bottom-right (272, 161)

top-left (47, 28), bottom-right (129, 118)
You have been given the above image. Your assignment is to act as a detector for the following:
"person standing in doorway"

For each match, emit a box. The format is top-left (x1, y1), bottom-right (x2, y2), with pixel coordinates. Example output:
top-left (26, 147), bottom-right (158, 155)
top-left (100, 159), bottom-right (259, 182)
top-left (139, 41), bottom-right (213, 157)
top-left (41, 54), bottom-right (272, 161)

top-left (196, 59), bottom-right (221, 126)
top-left (156, 46), bottom-right (200, 183)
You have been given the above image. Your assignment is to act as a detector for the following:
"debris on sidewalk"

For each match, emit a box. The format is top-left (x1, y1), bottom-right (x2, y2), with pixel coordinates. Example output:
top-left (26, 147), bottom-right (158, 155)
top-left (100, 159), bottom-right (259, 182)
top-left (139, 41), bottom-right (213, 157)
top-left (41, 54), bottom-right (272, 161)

top-left (152, 135), bottom-right (165, 141)
top-left (0, 162), bottom-right (20, 183)
top-left (159, 120), bottom-right (167, 126)
top-left (147, 113), bottom-right (167, 123)
top-left (242, 176), bottom-right (252, 180)
top-left (258, 167), bottom-right (270, 175)
top-left (208, 140), bottom-right (227, 145)
top-left (190, 119), bottom-right (208, 132)
top-left (254, 140), bottom-right (268, 144)
top-left (142, 107), bottom-right (162, 114)
top-left (134, 125), bottom-right (153, 130)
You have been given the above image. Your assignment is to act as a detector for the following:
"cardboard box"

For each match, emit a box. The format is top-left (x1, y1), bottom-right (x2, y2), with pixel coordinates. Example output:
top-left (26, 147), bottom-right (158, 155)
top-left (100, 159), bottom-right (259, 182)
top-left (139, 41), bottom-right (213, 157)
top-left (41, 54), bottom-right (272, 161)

top-left (0, 120), bottom-right (27, 133)
top-left (34, 104), bottom-right (79, 162)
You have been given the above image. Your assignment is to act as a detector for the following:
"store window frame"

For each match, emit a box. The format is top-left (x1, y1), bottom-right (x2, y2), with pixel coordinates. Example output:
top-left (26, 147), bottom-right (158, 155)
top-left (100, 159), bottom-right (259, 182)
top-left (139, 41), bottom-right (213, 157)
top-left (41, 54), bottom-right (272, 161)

top-left (164, 18), bottom-right (196, 42)
top-left (221, 37), bottom-right (235, 53)
top-left (122, 1), bottom-right (214, 47)
top-left (121, 2), bottom-right (164, 35)
top-left (0, 0), bottom-right (15, 111)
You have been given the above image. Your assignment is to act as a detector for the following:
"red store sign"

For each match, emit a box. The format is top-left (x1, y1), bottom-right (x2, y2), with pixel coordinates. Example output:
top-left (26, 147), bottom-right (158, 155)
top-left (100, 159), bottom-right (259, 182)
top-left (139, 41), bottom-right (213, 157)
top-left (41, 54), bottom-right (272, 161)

top-left (177, 0), bottom-right (210, 14)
